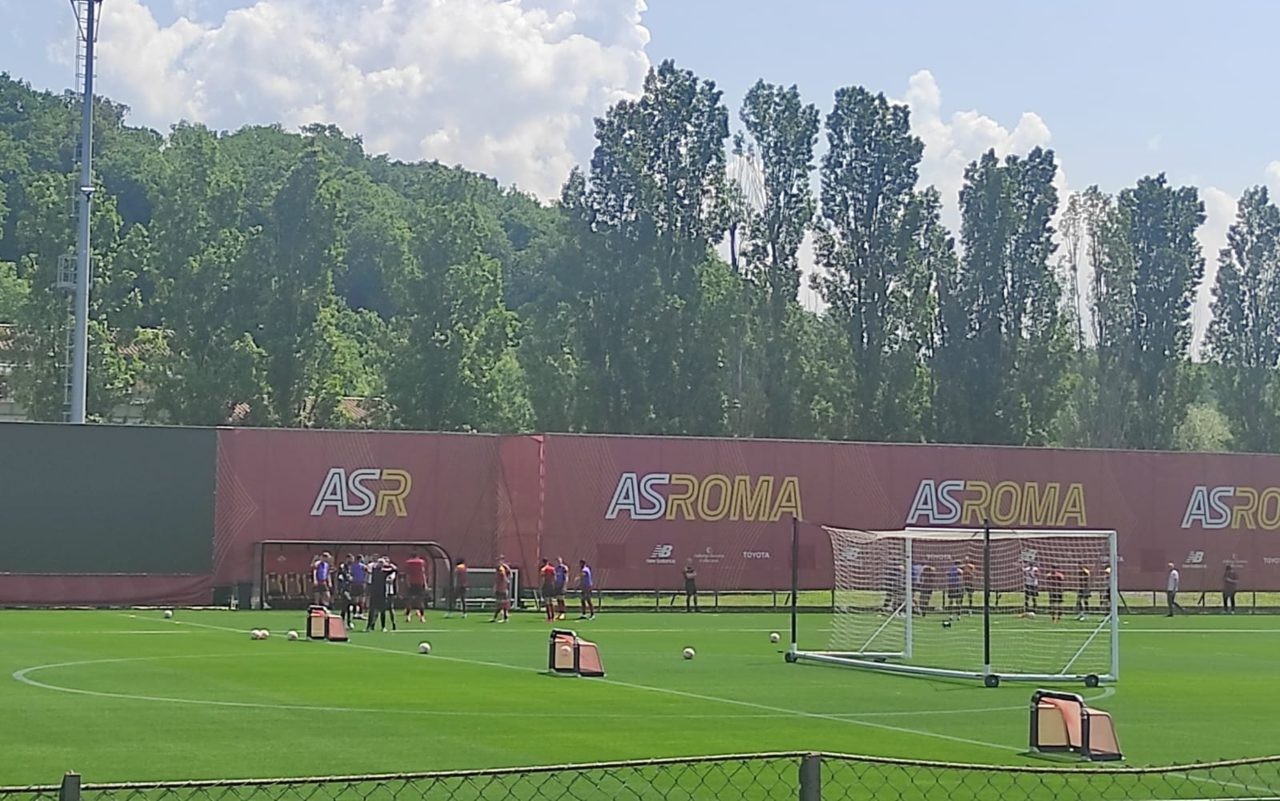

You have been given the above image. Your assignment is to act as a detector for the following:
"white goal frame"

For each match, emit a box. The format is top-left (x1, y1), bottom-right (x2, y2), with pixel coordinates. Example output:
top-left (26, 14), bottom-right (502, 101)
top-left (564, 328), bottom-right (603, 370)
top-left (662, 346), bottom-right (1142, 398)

top-left (786, 521), bottom-right (1119, 688)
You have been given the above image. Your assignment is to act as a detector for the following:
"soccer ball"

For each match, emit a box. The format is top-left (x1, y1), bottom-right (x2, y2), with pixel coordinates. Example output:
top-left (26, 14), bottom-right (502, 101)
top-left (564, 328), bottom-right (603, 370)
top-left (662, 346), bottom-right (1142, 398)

top-left (769, 632), bottom-right (780, 644)
top-left (559, 644), bottom-right (573, 658)
top-left (286, 630), bottom-right (299, 641)
top-left (682, 647), bottom-right (695, 660)
top-left (942, 620), bottom-right (952, 629)
top-left (260, 629), bottom-right (270, 639)
top-left (250, 629), bottom-right (263, 640)
top-left (418, 642), bottom-right (431, 655)
top-left (1024, 611), bottom-right (1037, 620)
top-left (163, 609), bottom-right (173, 619)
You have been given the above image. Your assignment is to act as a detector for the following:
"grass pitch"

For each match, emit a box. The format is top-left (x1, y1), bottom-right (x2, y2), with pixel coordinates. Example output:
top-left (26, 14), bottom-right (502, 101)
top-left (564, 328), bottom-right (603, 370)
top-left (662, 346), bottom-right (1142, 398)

top-left (2, 608), bottom-right (1278, 785)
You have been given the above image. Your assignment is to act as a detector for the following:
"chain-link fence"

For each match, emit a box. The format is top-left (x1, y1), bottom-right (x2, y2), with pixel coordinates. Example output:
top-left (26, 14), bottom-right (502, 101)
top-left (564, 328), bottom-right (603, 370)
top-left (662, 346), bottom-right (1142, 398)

top-left (3, 752), bottom-right (1277, 801)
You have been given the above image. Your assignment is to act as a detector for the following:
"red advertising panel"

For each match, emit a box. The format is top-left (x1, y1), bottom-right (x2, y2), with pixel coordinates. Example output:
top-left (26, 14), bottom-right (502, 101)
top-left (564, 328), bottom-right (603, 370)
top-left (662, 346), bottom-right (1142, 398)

top-left (536, 434), bottom-right (1280, 593)
top-left (213, 428), bottom-right (502, 586)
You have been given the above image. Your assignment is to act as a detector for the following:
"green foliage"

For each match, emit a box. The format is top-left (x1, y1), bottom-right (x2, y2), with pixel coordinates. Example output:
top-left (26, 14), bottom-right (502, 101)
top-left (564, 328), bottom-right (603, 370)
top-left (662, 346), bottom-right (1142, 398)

top-left (1206, 186), bottom-right (1280, 452)
top-left (933, 148), bottom-right (1070, 445)
top-left (0, 70), bottom-right (1267, 453)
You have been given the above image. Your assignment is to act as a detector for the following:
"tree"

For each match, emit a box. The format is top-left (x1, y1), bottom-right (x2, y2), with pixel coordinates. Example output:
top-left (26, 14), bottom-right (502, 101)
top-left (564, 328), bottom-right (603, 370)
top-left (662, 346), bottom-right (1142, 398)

top-left (383, 200), bottom-right (531, 432)
top-left (932, 148), bottom-right (1071, 445)
top-left (736, 80), bottom-right (819, 437)
top-left (558, 60), bottom-right (733, 434)
top-left (815, 87), bottom-right (940, 441)
top-left (1108, 174), bottom-right (1205, 450)
top-left (1206, 186), bottom-right (1280, 452)
top-left (143, 124), bottom-right (271, 425)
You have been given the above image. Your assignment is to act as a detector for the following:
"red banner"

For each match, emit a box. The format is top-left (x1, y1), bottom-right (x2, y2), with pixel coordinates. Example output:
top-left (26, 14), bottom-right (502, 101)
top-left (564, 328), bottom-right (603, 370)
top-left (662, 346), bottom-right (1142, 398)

top-left (534, 435), bottom-right (1280, 593)
top-left (213, 428), bottom-right (502, 587)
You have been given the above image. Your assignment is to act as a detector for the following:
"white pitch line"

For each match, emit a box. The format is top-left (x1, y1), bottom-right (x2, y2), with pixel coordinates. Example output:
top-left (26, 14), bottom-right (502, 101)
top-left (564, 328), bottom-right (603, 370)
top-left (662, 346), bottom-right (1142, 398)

top-left (106, 613), bottom-right (1124, 754)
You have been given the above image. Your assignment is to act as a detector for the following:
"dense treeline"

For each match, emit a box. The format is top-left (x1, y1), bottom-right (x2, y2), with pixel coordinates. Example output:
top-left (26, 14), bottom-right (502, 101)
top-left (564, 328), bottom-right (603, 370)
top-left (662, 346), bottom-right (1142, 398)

top-left (0, 63), bottom-right (1271, 451)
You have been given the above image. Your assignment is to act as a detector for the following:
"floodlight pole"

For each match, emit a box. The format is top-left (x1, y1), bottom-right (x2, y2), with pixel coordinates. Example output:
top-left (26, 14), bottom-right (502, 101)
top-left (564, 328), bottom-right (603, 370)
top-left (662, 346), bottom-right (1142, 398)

top-left (69, 0), bottom-right (101, 424)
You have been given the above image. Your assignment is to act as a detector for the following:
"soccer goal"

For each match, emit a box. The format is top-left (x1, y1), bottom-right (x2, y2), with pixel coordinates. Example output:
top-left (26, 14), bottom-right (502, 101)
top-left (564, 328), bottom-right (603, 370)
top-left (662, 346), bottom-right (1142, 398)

top-left (786, 522), bottom-right (1118, 687)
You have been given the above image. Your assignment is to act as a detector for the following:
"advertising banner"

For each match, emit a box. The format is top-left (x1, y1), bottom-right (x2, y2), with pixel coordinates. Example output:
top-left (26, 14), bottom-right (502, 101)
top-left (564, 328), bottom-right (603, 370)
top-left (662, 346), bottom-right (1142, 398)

top-left (535, 434), bottom-right (1280, 592)
top-left (212, 428), bottom-right (501, 586)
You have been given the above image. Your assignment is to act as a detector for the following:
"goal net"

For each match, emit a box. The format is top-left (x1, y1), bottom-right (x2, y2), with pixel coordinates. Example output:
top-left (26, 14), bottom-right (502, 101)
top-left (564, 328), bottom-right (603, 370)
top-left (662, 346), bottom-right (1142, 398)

top-left (789, 526), bottom-right (1118, 687)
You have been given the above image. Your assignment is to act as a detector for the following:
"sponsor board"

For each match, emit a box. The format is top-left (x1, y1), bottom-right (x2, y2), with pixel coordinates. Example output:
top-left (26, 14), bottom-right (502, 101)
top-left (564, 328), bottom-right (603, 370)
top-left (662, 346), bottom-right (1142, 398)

top-left (742, 550), bottom-right (771, 560)
top-left (646, 544), bottom-right (676, 565)
top-left (310, 467), bottom-right (412, 517)
top-left (606, 473), bottom-right (802, 522)
top-left (906, 479), bottom-right (1087, 527)
top-left (1182, 485), bottom-right (1280, 529)
top-left (694, 546), bottom-right (724, 565)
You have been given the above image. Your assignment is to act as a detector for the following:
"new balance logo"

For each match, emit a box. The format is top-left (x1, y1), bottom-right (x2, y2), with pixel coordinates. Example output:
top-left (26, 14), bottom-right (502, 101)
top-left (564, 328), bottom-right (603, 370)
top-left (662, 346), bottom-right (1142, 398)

top-left (645, 544), bottom-right (676, 565)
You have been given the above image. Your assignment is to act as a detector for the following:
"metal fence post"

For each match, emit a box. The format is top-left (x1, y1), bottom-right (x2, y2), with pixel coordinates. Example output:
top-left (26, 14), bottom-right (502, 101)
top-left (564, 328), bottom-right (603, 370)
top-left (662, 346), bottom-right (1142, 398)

top-left (59, 773), bottom-right (81, 801)
top-left (798, 753), bottom-right (821, 801)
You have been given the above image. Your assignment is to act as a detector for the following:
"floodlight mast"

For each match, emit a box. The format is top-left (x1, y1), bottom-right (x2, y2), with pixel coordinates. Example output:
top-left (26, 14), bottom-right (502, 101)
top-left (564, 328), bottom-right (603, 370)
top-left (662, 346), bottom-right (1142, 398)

top-left (69, 0), bottom-right (101, 424)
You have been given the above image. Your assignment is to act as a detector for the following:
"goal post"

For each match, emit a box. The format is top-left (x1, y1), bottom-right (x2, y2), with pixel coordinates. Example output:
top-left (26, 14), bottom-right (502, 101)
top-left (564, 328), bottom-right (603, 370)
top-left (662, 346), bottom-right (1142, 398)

top-left (787, 521), bottom-right (1119, 687)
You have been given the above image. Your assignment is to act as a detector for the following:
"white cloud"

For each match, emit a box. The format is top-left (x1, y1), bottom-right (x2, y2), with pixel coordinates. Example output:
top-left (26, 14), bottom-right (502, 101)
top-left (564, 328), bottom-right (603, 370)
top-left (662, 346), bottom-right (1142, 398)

top-left (1265, 161), bottom-right (1280, 196)
top-left (1147, 134), bottom-right (1163, 152)
top-left (897, 70), bottom-right (1056, 229)
top-left (93, 0), bottom-right (650, 199)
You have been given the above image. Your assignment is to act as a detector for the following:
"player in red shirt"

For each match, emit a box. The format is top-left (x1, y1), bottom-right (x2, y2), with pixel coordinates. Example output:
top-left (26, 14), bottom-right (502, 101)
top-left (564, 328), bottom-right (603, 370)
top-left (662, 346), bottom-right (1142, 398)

top-left (447, 558), bottom-right (468, 619)
top-left (404, 551), bottom-right (428, 623)
top-left (539, 558), bottom-right (557, 621)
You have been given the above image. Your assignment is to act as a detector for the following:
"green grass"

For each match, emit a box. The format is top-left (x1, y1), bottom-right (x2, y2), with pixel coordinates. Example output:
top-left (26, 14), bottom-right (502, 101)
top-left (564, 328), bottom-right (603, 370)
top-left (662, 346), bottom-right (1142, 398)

top-left (2, 608), bottom-right (1279, 787)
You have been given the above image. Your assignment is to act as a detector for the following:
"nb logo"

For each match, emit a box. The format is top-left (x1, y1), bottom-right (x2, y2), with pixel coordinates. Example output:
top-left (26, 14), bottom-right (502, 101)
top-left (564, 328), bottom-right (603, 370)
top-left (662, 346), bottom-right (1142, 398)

top-left (650, 544), bottom-right (674, 559)
top-left (1185, 550), bottom-right (1205, 565)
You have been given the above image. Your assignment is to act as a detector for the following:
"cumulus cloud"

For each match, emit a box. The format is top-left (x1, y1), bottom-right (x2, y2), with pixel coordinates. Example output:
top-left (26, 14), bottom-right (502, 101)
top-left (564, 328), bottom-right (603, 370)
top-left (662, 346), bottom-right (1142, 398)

top-left (94, 0), bottom-right (650, 199)
top-left (898, 70), bottom-right (1057, 228)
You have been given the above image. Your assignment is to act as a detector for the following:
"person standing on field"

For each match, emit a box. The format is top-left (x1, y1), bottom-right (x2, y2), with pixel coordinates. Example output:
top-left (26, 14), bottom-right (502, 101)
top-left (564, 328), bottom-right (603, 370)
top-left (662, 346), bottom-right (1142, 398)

top-left (683, 558), bottom-right (699, 612)
top-left (578, 559), bottom-right (596, 619)
top-left (447, 558), bottom-right (468, 619)
top-left (1223, 563), bottom-right (1239, 614)
top-left (1166, 562), bottom-right (1183, 617)
top-left (404, 550), bottom-right (428, 623)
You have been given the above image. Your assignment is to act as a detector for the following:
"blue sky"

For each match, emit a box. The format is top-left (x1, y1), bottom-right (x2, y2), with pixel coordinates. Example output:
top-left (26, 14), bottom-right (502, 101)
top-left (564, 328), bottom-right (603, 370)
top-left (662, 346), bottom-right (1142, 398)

top-left (2, 0), bottom-right (1275, 338)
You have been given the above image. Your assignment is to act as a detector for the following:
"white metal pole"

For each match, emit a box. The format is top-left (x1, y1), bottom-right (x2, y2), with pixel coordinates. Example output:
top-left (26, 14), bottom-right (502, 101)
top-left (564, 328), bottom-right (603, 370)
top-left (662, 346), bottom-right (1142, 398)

top-left (903, 538), bottom-right (913, 660)
top-left (69, 0), bottom-right (99, 424)
top-left (1109, 530), bottom-right (1119, 680)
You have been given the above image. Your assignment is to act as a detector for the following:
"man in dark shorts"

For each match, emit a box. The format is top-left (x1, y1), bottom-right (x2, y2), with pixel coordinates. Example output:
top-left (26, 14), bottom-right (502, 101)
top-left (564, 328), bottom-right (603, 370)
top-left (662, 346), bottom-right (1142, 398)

top-left (491, 556), bottom-right (511, 623)
top-left (366, 557), bottom-right (399, 632)
top-left (962, 558), bottom-right (978, 611)
top-left (335, 556), bottom-right (353, 627)
top-left (1046, 565), bottom-right (1065, 623)
top-left (447, 558), bottom-right (468, 619)
top-left (538, 558), bottom-right (556, 621)
top-left (683, 558), bottom-right (699, 612)
top-left (578, 559), bottom-right (595, 619)
top-left (1075, 563), bottom-right (1092, 620)
top-left (404, 550), bottom-right (428, 623)
top-left (1223, 563), bottom-right (1239, 614)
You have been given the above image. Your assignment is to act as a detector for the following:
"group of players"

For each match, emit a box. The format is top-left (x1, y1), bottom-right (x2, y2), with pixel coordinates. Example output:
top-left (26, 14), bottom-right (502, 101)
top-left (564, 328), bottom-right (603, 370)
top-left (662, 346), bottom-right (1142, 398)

top-left (892, 558), bottom-right (1114, 623)
top-left (308, 551), bottom-right (598, 627)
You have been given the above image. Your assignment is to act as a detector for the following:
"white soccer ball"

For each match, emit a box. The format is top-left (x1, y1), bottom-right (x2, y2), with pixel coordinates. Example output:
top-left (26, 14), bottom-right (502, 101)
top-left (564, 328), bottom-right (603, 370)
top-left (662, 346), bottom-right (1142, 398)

top-left (682, 647), bottom-right (695, 660)
top-left (287, 630), bottom-right (299, 641)
top-left (250, 629), bottom-right (263, 640)
top-left (418, 642), bottom-right (431, 655)
top-left (163, 609), bottom-right (173, 619)
top-left (1024, 611), bottom-right (1037, 620)
top-left (260, 629), bottom-right (270, 639)
top-left (769, 632), bottom-right (781, 644)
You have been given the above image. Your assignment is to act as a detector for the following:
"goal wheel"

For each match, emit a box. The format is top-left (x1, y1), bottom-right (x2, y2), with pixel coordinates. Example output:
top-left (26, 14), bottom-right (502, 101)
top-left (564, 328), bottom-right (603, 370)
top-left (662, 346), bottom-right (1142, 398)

top-left (784, 652), bottom-right (797, 664)
top-left (1084, 674), bottom-right (1100, 688)
top-left (983, 674), bottom-right (1000, 688)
